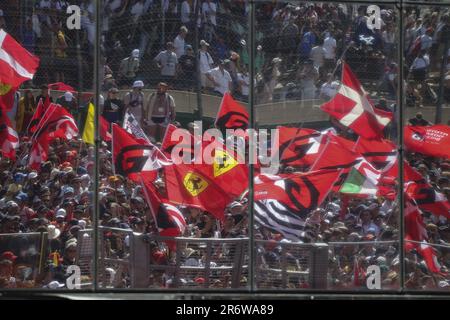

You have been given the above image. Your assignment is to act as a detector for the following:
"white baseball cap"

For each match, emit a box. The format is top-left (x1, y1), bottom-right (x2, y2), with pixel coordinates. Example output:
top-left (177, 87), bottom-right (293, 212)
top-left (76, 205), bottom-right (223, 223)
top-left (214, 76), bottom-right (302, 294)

top-left (133, 80), bottom-right (144, 88)
top-left (64, 91), bottom-right (73, 102)
top-left (132, 49), bottom-right (140, 58)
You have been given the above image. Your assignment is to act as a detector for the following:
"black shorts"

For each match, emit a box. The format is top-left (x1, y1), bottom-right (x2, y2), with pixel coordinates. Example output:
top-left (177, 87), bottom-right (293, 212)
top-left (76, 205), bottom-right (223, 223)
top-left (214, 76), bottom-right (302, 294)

top-left (151, 117), bottom-right (166, 124)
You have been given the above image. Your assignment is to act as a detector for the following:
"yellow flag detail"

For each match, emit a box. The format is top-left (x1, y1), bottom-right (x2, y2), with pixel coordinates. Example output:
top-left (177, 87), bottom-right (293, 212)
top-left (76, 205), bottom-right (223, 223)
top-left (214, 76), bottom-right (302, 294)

top-left (213, 149), bottom-right (238, 177)
top-left (183, 172), bottom-right (208, 196)
top-left (82, 103), bottom-right (95, 145)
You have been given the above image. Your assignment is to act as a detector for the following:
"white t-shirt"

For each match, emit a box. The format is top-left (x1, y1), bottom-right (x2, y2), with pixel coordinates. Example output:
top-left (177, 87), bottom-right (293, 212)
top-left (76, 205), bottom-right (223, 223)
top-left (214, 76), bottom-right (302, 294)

top-left (173, 34), bottom-right (185, 58)
top-left (199, 50), bottom-right (214, 74)
top-left (310, 46), bottom-right (326, 68)
top-left (40, 0), bottom-right (51, 9)
top-left (420, 34), bottom-right (433, 51)
top-left (323, 36), bottom-right (337, 60)
top-left (237, 73), bottom-right (250, 96)
top-left (130, 1), bottom-right (145, 21)
top-left (202, 1), bottom-right (217, 26)
top-left (181, 1), bottom-right (191, 24)
top-left (410, 55), bottom-right (430, 70)
top-left (320, 81), bottom-right (340, 99)
top-left (207, 67), bottom-right (232, 95)
top-left (154, 50), bottom-right (178, 76)
top-left (108, 0), bottom-right (122, 12)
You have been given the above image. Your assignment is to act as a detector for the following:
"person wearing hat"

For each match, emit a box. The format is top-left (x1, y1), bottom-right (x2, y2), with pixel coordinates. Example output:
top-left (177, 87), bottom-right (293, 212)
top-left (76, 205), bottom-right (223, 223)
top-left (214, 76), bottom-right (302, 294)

top-left (144, 82), bottom-right (176, 142)
top-left (118, 49), bottom-right (141, 87)
top-left (154, 42), bottom-right (178, 86)
top-left (206, 59), bottom-right (232, 96)
top-left (123, 79), bottom-right (145, 127)
top-left (102, 87), bottom-right (125, 124)
top-left (408, 111), bottom-right (431, 126)
top-left (199, 39), bottom-right (214, 89)
top-left (56, 91), bottom-right (79, 125)
top-left (177, 44), bottom-right (197, 90)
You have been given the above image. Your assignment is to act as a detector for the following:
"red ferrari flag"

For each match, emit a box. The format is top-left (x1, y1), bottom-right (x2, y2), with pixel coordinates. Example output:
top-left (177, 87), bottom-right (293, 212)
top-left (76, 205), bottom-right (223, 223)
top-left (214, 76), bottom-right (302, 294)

top-left (405, 181), bottom-right (450, 219)
top-left (0, 112), bottom-right (19, 159)
top-left (320, 63), bottom-right (392, 139)
top-left (404, 125), bottom-right (450, 159)
top-left (0, 30), bottom-right (40, 88)
top-left (28, 96), bottom-right (50, 134)
top-left (405, 198), bottom-right (428, 251)
top-left (29, 135), bottom-right (49, 170)
top-left (215, 92), bottom-right (249, 130)
top-left (417, 242), bottom-right (445, 275)
top-left (164, 163), bottom-right (234, 221)
top-left (161, 123), bottom-right (196, 160)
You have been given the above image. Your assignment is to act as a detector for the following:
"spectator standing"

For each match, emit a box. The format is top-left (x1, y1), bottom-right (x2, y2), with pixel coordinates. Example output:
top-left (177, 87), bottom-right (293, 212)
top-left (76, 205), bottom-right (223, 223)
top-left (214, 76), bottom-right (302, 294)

top-left (144, 82), bottom-right (176, 142)
top-left (199, 40), bottom-right (214, 89)
top-left (123, 80), bottom-right (145, 127)
top-left (206, 60), bottom-right (232, 96)
top-left (174, 26), bottom-right (188, 58)
top-left (154, 42), bottom-right (178, 86)
top-left (16, 90), bottom-right (36, 134)
top-left (102, 87), bottom-right (125, 125)
top-left (56, 92), bottom-right (79, 126)
top-left (118, 49), bottom-right (140, 88)
top-left (177, 45), bottom-right (196, 90)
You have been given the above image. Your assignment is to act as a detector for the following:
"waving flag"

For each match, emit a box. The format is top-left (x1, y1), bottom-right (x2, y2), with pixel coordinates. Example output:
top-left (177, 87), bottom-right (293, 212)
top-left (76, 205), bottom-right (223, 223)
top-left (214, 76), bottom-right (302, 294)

top-left (404, 125), bottom-right (450, 159)
top-left (0, 112), bottom-right (19, 159)
top-left (273, 127), bottom-right (324, 168)
top-left (100, 115), bottom-right (112, 142)
top-left (417, 242), bottom-right (445, 275)
top-left (28, 96), bottom-right (50, 134)
top-left (404, 198), bottom-right (428, 252)
top-left (164, 163), bottom-right (236, 221)
top-left (123, 110), bottom-right (150, 143)
top-left (320, 63), bottom-right (392, 139)
top-left (254, 169), bottom-right (340, 241)
top-left (405, 181), bottom-right (450, 219)
top-left (48, 82), bottom-right (76, 93)
top-left (0, 30), bottom-right (40, 88)
top-left (112, 124), bottom-right (169, 180)
top-left (215, 92), bottom-right (249, 130)
top-left (142, 181), bottom-right (186, 250)
top-left (161, 123), bottom-right (196, 161)
top-left (82, 103), bottom-right (95, 145)
top-left (355, 137), bottom-right (397, 171)
top-left (33, 103), bottom-right (78, 141)
top-left (29, 135), bottom-right (49, 170)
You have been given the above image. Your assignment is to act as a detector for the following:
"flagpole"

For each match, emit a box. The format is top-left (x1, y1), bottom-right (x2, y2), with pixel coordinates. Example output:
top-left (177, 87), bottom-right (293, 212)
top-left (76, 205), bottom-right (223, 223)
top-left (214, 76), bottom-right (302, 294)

top-left (111, 124), bottom-right (116, 176)
top-left (139, 174), bottom-right (159, 230)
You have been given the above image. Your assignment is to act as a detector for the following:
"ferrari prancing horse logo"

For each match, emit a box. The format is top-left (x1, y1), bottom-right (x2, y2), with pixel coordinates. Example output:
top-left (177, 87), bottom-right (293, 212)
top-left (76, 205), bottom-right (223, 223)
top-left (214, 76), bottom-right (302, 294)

top-left (183, 172), bottom-right (209, 196)
top-left (213, 150), bottom-right (238, 177)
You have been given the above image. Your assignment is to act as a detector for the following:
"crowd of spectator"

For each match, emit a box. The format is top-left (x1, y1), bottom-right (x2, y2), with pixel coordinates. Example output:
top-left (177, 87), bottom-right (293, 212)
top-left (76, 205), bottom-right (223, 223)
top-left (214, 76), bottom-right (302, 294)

top-left (0, 1), bottom-right (449, 290)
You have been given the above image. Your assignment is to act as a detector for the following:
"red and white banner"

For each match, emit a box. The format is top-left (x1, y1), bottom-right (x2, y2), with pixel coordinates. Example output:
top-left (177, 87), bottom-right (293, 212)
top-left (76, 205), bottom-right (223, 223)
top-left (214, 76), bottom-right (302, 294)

top-left (320, 63), bottom-right (392, 139)
top-left (404, 125), bottom-right (450, 159)
top-left (0, 30), bottom-right (40, 88)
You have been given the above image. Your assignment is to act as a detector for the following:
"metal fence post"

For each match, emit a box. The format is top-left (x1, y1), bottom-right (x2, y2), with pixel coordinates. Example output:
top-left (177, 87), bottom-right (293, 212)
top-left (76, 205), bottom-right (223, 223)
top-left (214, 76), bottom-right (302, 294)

top-left (130, 233), bottom-right (150, 288)
top-left (203, 242), bottom-right (213, 288)
top-left (309, 243), bottom-right (329, 289)
top-left (231, 239), bottom-right (244, 288)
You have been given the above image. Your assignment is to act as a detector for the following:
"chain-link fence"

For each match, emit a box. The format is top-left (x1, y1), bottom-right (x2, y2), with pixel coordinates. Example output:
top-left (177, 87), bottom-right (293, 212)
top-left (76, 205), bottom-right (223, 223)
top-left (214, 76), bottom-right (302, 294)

top-left (255, 240), bottom-right (328, 289)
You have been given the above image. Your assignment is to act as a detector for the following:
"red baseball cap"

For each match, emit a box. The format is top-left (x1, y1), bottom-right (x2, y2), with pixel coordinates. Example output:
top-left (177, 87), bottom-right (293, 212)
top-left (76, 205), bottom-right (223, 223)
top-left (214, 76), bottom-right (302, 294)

top-left (1, 251), bottom-right (18, 262)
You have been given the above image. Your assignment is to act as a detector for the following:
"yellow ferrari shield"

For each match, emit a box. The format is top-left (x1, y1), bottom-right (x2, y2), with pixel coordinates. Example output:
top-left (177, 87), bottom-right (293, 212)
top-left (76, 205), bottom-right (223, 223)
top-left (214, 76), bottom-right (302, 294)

top-left (213, 150), bottom-right (238, 177)
top-left (183, 172), bottom-right (208, 197)
top-left (0, 83), bottom-right (12, 96)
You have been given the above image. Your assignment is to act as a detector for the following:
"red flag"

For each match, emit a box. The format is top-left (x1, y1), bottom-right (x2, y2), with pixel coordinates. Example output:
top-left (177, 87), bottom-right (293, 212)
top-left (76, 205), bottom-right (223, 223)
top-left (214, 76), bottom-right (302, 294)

top-left (404, 125), bottom-right (450, 159)
top-left (48, 82), bottom-right (76, 93)
top-left (29, 135), bottom-right (49, 170)
top-left (33, 103), bottom-right (78, 141)
top-left (100, 116), bottom-right (112, 142)
top-left (273, 127), bottom-right (324, 168)
top-left (417, 242), bottom-right (445, 275)
top-left (0, 112), bottom-right (19, 159)
top-left (0, 30), bottom-right (40, 88)
top-left (405, 198), bottom-right (428, 248)
top-left (320, 63), bottom-right (392, 139)
top-left (355, 137), bottom-right (397, 171)
top-left (142, 181), bottom-right (186, 250)
top-left (405, 181), bottom-right (450, 219)
top-left (164, 163), bottom-right (233, 221)
top-left (161, 123), bottom-right (196, 160)
top-left (112, 124), bottom-right (168, 180)
top-left (215, 92), bottom-right (249, 130)
top-left (28, 96), bottom-right (50, 134)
